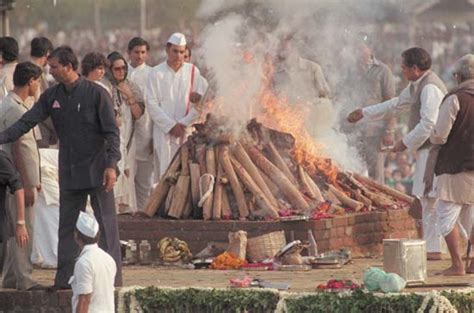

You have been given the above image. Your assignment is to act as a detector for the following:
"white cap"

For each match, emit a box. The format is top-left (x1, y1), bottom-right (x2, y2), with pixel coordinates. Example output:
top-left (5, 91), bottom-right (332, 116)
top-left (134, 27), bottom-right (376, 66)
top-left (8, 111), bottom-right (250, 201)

top-left (76, 211), bottom-right (99, 238)
top-left (167, 32), bottom-right (187, 46)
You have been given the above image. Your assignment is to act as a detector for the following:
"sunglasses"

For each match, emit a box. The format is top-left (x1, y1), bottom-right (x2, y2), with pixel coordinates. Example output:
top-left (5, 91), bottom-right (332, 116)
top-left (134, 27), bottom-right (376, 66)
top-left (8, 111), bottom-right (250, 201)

top-left (112, 66), bottom-right (126, 71)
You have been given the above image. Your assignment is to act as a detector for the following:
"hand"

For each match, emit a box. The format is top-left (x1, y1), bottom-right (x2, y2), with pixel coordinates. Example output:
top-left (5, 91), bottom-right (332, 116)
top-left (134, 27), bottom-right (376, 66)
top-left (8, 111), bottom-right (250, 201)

top-left (16, 224), bottom-right (29, 248)
top-left (380, 130), bottom-right (395, 151)
top-left (392, 140), bottom-right (407, 152)
top-left (24, 187), bottom-right (37, 207)
top-left (189, 92), bottom-right (202, 104)
top-left (103, 167), bottom-right (117, 192)
top-left (169, 123), bottom-right (186, 138)
top-left (117, 82), bottom-right (133, 100)
top-left (347, 109), bottom-right (364, 123)
top-left (124, 169), bottom-right (130, 178)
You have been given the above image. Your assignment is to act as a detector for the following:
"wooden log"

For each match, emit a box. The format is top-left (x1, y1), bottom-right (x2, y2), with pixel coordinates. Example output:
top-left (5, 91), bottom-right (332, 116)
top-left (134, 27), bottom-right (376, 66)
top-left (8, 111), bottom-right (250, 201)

top-left (220, 147), bottom-right (249, 218)
top-left (353, 172), bottom-right (414, 204)
top-left (247, 146), bottom-right (310, 212)
top-left (200, 174), bottom-right (213, 220)
top-left (202, 147), bottom-right (216, 219)
top-left (323, 189), bottom-right (342, 205)
top-left (259, 169), bottom-right (280, 198)
top-left (195, 143), bottom-right (207, 175)
top-left (143, 149), bottom-right (181, 217)
top-left (168, 175), bottom-right (191, 219)
top-left (181, 143), bottom-right (190, 175)
top-left (303, 170), bottom-right (325, 202)
top-left (164, 185), bottom-right (176, 215)
top-left (339, 181), bottom-right (372, 208)
top-left (182, 193), bottom-right (193, 219)
top-left (265, 142), bottom-right (298, 185)
top-left (327, 184), bottom-right (364, 211)
top-left (221, 188), bottom-right (232, 220)
top-left (233, 142), bottom-right (278, 208)
top-left (189, 163), bottom-right (201, 209)
top-left (230, 156), bottom-right (279, 218)
top-left (212, 149), bottom-right (224, 220)
top-left (298, 166), bottom-right (318, 200)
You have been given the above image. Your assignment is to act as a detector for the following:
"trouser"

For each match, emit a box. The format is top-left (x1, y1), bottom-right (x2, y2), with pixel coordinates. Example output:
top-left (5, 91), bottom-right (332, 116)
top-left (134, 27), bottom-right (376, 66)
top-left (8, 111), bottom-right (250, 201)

top-left (54, 187), bottom-right (122, 288)
top-left (361, 136), bottom-right (385, 184)
top-left (2, 190), bottom-right (37, 290)
top-left (420, 197), bottom-right (443, 253)
top-left (134, 158), bottom-right (154, 211)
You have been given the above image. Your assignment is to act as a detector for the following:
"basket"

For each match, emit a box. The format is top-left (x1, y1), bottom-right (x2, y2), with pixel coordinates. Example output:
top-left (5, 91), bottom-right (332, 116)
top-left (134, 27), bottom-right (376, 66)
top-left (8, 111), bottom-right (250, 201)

top-left (246, 231), bottom-right (286, 262)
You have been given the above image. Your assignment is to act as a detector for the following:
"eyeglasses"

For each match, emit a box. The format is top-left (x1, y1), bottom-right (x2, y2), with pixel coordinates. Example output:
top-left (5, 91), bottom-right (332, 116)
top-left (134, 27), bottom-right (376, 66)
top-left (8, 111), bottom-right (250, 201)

top-left (112, 66), bottom-right (126, 71)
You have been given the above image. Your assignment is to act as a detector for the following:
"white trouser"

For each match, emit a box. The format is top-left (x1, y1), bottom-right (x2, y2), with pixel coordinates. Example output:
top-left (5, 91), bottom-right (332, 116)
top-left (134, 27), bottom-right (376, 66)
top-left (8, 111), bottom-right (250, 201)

top-left (135, 159), bottom-right (154, 211)
top-left (420, 197), bottom-right (443, 253)
top-left (435, 200), bottom-right (473, 239)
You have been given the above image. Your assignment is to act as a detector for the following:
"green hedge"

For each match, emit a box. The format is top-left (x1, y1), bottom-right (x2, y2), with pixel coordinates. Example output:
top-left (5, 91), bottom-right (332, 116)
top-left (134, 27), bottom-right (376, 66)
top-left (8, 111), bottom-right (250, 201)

top-left (122, 287), bottom-right (474, 313)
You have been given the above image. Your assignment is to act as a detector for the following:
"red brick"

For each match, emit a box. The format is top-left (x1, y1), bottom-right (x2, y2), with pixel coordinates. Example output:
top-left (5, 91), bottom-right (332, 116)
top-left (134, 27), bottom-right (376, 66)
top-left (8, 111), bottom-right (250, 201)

top-left (346, 215), bottom-right (356, 225)
top-left (312, 220), bottom-right (328, 229)
top-left (314, 230), bottom-right (330, 240)
top-left (345, 226), bottom-right (353, 236)
top-left (343, 237), bottom-right (356, 246)
top-left (329, 238), bottom-right (344, 249)
top-left (333, 217), bottom-right (348, 227)
top-left (317, 240), bottom-right (330, 252)
top-left (337, 227), bottom-right (346, 237)
top-left (356, 234), bottom-right (371, 245)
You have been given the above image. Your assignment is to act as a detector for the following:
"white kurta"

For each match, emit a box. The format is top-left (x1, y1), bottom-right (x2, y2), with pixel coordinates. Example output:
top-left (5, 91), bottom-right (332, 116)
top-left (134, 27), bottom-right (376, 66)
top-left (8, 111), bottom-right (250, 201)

top-left (362, 73), bottom-right (445, 197)
top-left (362, 72), bottom-right (445, 253)
top-left (145, 62), bottom-right (208, 178)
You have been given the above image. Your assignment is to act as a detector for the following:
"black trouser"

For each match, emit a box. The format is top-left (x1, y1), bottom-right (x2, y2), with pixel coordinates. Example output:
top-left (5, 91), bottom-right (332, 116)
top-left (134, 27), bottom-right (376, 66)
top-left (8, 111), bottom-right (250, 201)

top-left (54, 187), bottom-right (122, 288)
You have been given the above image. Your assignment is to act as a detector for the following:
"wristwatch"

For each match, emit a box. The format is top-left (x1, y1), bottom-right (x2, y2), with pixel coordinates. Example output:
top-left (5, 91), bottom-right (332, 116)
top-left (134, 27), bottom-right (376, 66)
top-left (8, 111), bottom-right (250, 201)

top-left (16, 220), bottom-right (25, 226)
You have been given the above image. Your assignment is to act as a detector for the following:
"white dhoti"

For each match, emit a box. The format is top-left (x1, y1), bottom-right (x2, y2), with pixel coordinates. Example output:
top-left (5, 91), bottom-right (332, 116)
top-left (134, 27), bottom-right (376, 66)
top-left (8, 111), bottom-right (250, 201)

top-left (412, 148), bottom-right (443, 253)
top-left (31, 149), bottom-right (60, 268)
top-left (436, 200), bottom-right (473, 239)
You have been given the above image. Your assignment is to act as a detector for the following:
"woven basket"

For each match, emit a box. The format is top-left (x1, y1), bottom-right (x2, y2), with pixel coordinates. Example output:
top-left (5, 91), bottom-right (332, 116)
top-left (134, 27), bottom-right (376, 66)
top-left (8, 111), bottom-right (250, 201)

top-left (246, 231), bottom-right (286, 262)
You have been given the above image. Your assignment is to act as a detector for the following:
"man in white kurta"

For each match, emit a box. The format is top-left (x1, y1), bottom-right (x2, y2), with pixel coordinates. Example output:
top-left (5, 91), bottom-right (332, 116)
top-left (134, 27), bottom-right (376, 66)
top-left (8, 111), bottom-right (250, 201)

top-left (145, 33), bottom-right (208, 180)
top-left (348, 47), bottom-right (446, 259)
top-left (71, 212), bottom-right (116, 313)
top-left (128, 37), bottom-right (154, 211)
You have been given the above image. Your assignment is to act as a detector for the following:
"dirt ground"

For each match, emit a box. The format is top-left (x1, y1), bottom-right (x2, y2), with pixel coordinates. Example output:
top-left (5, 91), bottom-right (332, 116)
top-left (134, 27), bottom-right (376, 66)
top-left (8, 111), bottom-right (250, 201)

top-left (18, 257), bottom-right (474, 293)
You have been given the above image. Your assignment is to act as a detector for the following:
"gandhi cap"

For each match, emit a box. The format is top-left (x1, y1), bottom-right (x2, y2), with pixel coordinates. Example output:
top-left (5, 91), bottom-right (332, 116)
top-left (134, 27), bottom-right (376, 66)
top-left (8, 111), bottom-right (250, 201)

top-left (76, 211), bottom-right (99, 238)
top-left (167, 33), bottom-right (187, 46)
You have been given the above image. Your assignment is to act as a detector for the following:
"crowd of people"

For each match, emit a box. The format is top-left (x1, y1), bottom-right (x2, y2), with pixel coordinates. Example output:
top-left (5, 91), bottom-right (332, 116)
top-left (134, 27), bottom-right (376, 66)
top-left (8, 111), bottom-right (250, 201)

top-left (0, 23), bottom-right (472, 312)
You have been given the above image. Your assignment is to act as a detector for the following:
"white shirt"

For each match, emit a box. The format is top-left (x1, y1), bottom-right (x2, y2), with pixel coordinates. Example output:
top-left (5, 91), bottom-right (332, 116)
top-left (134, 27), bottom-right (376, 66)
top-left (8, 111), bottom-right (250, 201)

top-left (362, 71), bottom-right (445, 197)
top-left (71, 244), bottom-right (116, 313)
top-left (145, 61), bottom-right (208, 176)
top-left (362, 71), bottom-right (445, 152)
top-left (129, 63), bottom-right (153, 160)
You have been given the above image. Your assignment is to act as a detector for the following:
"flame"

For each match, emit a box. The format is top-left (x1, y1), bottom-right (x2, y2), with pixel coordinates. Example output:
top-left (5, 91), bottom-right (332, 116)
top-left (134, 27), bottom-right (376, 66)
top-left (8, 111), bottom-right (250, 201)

top-left (256, 58), bottom-right (339, 184)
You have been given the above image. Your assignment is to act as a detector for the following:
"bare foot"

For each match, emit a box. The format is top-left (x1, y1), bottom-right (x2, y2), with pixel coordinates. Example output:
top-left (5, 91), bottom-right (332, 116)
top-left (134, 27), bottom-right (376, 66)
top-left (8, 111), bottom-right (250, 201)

top-left (439, 266), bottom-right (465, 276)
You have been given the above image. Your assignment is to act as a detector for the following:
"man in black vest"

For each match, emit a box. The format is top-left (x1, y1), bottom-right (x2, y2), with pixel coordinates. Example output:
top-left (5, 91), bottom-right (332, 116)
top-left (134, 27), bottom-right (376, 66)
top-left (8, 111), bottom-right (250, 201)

top-left (425, 54), bottom-right (474, 275)
top-left (0, 46), bottom-right (123, 289)
top-left (348, 47), bottom-right (446, 260)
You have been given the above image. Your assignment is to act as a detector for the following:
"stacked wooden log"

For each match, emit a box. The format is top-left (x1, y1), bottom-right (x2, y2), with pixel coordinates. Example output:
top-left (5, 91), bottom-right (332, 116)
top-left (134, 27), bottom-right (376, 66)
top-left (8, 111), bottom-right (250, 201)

top-left (143, 115), bottom-right (414, 220)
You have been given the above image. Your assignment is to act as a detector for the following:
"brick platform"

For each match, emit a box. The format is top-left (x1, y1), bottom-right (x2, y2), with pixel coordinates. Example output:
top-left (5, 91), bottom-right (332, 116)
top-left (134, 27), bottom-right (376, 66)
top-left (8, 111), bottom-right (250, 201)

top-left (118, 209), bottom-right (418, 259)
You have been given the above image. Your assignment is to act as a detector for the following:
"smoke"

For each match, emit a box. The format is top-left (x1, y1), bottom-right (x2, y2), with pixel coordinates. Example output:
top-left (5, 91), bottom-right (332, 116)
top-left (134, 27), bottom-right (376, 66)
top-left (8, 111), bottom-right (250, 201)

top-left (195, 0), bottom-right (398, 173)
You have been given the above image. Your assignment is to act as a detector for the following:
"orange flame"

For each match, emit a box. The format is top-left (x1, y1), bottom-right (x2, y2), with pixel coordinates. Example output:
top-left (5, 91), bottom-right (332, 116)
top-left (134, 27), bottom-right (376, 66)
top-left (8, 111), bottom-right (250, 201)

top-left (257, 58), bottom-right (339, 183)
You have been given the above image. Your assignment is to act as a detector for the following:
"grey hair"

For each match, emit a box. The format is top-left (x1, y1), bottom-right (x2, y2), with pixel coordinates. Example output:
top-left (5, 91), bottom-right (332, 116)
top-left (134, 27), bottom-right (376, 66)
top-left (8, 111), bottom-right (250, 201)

top-left (454, 54), bottom-right (474, 81)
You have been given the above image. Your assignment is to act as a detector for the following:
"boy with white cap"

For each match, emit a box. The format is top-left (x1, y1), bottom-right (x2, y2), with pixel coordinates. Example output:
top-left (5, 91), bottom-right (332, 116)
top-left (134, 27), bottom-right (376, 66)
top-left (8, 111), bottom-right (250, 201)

top-left (145, 32), bottom-right (208, 181)
top-left (70, 212), bottom-right (116, 313)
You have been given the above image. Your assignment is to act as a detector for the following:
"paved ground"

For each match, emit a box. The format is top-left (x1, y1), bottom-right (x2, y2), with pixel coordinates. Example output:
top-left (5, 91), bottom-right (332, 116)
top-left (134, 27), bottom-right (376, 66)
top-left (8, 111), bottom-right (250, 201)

top-left (8, 257), bottom-right (472, 293)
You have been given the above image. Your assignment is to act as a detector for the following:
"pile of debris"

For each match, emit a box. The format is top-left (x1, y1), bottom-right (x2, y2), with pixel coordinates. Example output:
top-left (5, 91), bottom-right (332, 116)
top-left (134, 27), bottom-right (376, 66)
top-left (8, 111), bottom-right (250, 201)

top-left (143, 115), bottom-right (413, 220)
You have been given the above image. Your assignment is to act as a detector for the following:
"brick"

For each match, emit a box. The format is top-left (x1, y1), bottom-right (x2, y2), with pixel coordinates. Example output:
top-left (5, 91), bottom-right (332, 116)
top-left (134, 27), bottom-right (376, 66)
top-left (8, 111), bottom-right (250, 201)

top-left (346, 215), bottom-right (356, 225)
top-left (317, 240), bottom-right (330, 252)
top-left (345, 226), bottom-right (353, 236)
top-left (356, 234), bottom-right (371, 245)
top-left (314, 230), bottom-right (330, 240)
top-left (15, 291), bottom-right (33, 307)
top-left (57, 290), bottom-right (72, 306)
top-left (312, 220), bottom-right (328, 230)
top-left (329, 238), bottom-right (344, 249)
top-left (332, 217), bottom-right (348, 227)
top-left (343, 237), bottom-right (355, 246)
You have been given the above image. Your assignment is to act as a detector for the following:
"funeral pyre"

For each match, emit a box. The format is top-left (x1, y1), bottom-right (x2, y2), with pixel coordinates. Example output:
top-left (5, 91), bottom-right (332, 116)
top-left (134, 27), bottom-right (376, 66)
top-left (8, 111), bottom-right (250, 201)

top-left (143, 114), bottom-right (414, 220)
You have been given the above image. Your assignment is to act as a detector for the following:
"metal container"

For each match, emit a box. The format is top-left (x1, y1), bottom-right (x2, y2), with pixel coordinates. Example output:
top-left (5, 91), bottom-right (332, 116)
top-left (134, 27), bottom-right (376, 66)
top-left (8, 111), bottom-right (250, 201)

top-left (139, 240), bottom-right (152, 265)
top-left (383, 239), bottom-right (426, 284)
top-left (124, 240), bottom-right (138, 265)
